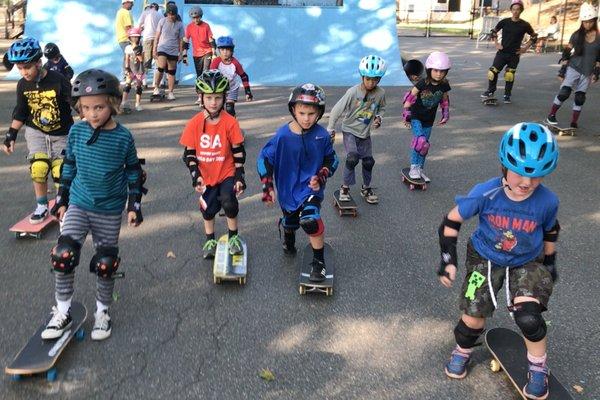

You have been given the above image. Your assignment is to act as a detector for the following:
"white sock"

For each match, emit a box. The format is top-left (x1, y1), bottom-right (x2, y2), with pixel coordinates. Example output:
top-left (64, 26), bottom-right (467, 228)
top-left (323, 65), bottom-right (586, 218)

top-left (96, 301), bottom-right (109, 314)
top-left (56, 298), bottom-right (71, 315)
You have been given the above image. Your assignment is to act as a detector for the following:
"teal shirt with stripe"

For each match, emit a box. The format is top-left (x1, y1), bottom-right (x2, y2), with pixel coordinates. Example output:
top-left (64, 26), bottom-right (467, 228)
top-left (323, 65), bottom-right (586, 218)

top-left (62, 121), bottom-right (141, 214)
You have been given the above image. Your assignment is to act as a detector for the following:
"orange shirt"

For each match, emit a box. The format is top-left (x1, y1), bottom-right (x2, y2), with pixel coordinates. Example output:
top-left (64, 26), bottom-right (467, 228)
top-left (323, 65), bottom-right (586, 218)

top-left (185, 21), bottom-right (213, 57)
top-left (179, 111), bottom-right (244, 186)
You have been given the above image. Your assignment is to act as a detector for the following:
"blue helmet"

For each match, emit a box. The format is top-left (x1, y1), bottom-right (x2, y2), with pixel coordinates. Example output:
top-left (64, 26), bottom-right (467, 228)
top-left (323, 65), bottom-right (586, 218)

top-left (216, 36), bottom-right (234, 49)
top-left (8, 37), bottom-right (42, 64)
top-left (498, 122), bottom-right (559, 178)
top-left (359, 55), bottom-right (386, 78)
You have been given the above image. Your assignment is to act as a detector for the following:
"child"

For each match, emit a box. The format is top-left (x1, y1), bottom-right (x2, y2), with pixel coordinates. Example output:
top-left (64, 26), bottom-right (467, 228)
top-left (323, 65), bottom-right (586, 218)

top-left (439, 122), bottom-right (560, 400)
top-left (122, 45), bottom-right (146, 112)
top-left (482, 0), bottom-right (538, 103)
top-left (327, 55), bottom-right (386, 204)
top-left (183, 5), bottom-right (216, 104)
top-left (403, 58), bottom-right (424, 84)
top-left (257, 84), bottom-right (338, 281)
top-left (3, 37), bottom-right (74, 224)
top-left (546, 3), bottom-right (600, 129)
top-left (44, 69), bottom-right (145, 341)
top-left (179, 70), bottom-right (246, 259)
top-left (402, 51), bottom-right (451, 183)
top-left (43, 42), bottom-right (74, 81)
top-left (209, 36), bottom-right (253, 117)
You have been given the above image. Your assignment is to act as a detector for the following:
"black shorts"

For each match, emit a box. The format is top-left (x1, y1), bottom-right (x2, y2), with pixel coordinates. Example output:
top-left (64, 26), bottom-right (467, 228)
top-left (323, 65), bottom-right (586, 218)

top-left (281, 195), bottom-right (322, 230)
top-left (491, 51), bottom-right (520, 71)
top-left (200, 176), bottom-right (237, 220)
top-left (157, 52), bottom-right (179, 62)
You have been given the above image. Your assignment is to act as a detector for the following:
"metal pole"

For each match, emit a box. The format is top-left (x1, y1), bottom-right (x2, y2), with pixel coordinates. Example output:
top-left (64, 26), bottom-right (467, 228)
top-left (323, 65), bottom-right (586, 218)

top-left (559, 0), bottom-right (567, 50)
top-left (537, 0), bottom-right (542, 27)
top-left (426, 0), bottom-right (432, 38)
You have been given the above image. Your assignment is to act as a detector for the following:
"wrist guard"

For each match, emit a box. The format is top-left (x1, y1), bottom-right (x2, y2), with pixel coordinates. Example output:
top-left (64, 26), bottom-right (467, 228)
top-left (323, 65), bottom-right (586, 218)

top-left (235, 166), bottom-right (246, 190)
top-left (261, 176), bottom-right (274, 202)
top-left (4, 127), bottom-right (18, 147)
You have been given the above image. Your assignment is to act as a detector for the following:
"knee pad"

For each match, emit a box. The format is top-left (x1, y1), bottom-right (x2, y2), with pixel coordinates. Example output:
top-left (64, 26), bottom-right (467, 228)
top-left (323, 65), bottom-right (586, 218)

top-left (225, 102), bottom-right (236, 117)
top-left (51, 235), bottom-right (81, 274)
top-left (345, 152), bottom-right (360, 170)
top-left (574, 91), bottom-right (586, 106)
top-left (89, 246), bottom-right (121, 278)
top-left (167, 69), bottom-right (176, 76)
top-left (504, 68), bottom-right (516, 82)
top-left (157, 67), bottom-right (165, 73)
top-left (51, 158), bottom-right (62, 183)
top-left (453, 319), bottom-right (484, 349)
top-left (29, 153), bottom-right (51, 183)
top-left (514, 302), bottom-right (547, 342)
top-left (362, 156), bottom-right (375, 172)
top-left (299, 205), bottom-right (324, 237)
top-left (557, 86), bottom-right (572, 102)
top-left (411, 136), bottom-right (430, 156)
top-left (221, 198), bottom-right (239, 219)
top-left (488, 66), bottom-right (499, 81)
top-left (124, 84), bottom-right (132, 93)
top-left (136, 86), bottom-right (143, 96)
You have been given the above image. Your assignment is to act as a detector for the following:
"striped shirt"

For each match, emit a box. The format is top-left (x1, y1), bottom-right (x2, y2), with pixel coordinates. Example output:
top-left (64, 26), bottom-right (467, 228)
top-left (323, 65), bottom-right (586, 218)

top-left (62, 121), bottom-right (141, 214)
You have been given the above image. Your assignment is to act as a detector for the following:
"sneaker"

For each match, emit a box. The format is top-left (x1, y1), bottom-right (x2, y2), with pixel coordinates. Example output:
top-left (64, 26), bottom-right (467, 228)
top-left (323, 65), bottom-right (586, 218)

top-left (503, 95), bottom-right (511, 104)
top-left (419, 169), bottom-right (431, 183)
top-left (135, 104), bottom-right (143, 111)
top-left (444, 347), bottom-right (471, 379)
top-left (523, 362), bottom-right (549, 400)
top-left (152, 87), bottom-right (160, 96)
top-left (167, 92), bottom-right (176, 100)
top-left (203, 239), bottom-right (218, 259)
top-left (309, 259), bottom-right (326, 282)
top-left (409, 164), bottom-right (421, 180)
top-left (338, 186), bottom-right (351, 202)
top-left (41, 306), bottom-right (72, 340)
top-left (228, 235), bottom-right (243, 256)
top-left (570, 122), bottom-right (578, 129)
top-left (360, 186), bottom-right (379, 204)
top-left (29, 204), bottom-right (48, 225)
top-left (546, 114), bottom-right (558, 125)
top-left (91, 309), bottom-right (112, 341)
top-left (481, 90), bottom-right (494, 98)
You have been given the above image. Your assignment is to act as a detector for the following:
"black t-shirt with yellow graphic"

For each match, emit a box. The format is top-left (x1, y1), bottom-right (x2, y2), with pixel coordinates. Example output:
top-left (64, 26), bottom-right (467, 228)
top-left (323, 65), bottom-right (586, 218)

top-left (12, 70), bottom-right (73, 136)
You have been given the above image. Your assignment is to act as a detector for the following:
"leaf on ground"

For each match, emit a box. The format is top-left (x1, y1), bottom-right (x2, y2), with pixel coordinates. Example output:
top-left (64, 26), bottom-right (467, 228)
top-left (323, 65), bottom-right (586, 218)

top-left (167, 251), bottom-right (176, 259)
top-left (112, 292), bottom-right (119, 302)
top-left (259, 368), bottom-right (275, 381)
top-left (573, 385), bottom-right (584, 393)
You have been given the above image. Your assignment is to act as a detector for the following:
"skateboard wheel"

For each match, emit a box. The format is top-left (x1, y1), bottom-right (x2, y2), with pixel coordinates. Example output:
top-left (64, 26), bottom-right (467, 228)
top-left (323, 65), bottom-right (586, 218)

top-left (46, 368), bottom-right (58, 382)
top-left (402, 176), bottom-right (406, 183)
top-left (75, 328), bottom-right (85, 341)
top-left (10, 374), bottom-right (22, 381)
top-left (423, 185), bottom-right (427, 191)
top-left (299, 285), bottom-right (306, 295)
top-left (490, 359), bottom-right (501, 373)
top-left (326, 287), bottom-right (333, 296)
top-left (214, 276), bottom-right (221, 284)
top-left (239, 277), bottom-right (246, 285)
top-left (409, 184), bottom-right (415, 191)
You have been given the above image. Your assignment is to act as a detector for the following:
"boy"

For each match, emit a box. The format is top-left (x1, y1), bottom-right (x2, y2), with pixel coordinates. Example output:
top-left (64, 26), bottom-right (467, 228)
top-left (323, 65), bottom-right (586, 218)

top-left (257, 84), bottom-right (338, 281)
top-left (179, 70), bottom-right (246, 259)
top-left (3, 37), bottom-right (74, 223)
top-left (482, 0), bottom-right (538, 103)
top-left (327, 55), bottom-right (386, 204)
top-left (183, 6), bottom-right (216, 104)
top-left (439, 122), bottom-right (560, 400)
top-left (43, 42), bottom-right (74, 81)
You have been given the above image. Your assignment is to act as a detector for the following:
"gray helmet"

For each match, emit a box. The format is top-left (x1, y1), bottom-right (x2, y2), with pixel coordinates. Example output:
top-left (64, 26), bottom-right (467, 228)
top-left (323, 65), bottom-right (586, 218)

top-left (71, 69), bottom-right (121, 99)
top-left (189, 6), bottom-right (203, 18)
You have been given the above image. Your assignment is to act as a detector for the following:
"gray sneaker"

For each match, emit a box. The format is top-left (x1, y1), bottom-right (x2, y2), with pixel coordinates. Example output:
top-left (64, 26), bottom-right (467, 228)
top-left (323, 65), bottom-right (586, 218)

top-left (338, 186), bottom-right (351, 202)
top-left (409, 165), bottom-right (421, 180)
top-left (360, 186), bottom-right (379, 204)
top-left (202, 239), bottom-right (218, 259)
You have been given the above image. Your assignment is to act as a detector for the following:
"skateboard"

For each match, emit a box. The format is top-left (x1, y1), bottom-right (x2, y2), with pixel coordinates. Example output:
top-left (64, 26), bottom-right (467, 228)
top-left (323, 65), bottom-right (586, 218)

top-left (542, 122), bottom-right (576, 137)
top-left (121, 105), bottom-right (132, 114)
top-left (485, 327), bottom-right (573, 400)
top-left (213, 234), bottom-right (247, 285)
top-left (298, 243), bottom-right (335, 296)
top-left (482, 96), bottom-right (498, 106)
top-left (149, 92), bottom-right (166, 102)
top-left (401, 168), bottom-right (427, 191)
top-left (5, 301), bottom-right (87, 382)
top-left (10, 199), bottom-right (58, 239)
top-left (332, 189), bottom-right (358, 217)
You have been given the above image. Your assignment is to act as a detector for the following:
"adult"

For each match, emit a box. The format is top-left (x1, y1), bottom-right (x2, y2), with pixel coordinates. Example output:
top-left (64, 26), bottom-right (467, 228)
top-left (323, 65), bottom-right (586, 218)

top-left (116, 0), bottom-right (134, 80)
top-left (535, 16), bottom-right (560, 53)
top-left (137, 2), bottom-right (162, 70)
top-left (152, 3), bottom-right (184, 100)
top-left (184, 6), bottom-right (216, 103)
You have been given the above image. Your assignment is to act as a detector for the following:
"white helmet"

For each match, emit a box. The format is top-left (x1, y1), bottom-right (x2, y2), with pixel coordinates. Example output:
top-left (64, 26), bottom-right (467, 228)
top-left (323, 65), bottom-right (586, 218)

top-left (579, 2), bottom-right (598, 21)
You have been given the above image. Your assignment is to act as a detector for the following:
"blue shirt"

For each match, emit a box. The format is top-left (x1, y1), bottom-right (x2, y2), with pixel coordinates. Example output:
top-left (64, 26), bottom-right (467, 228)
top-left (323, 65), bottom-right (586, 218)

top-left (257, 123), bottom-right (336, 212)
top-left (62, 122), bottom-right (141, 214)
top-left (456, 177), bottom-right (559, 267)
top-left (44, 57), bottom-right (74, 81)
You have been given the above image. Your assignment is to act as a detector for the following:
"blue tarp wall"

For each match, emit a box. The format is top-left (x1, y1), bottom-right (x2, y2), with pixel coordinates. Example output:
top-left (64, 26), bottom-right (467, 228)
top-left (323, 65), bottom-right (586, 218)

top-left (10, 0), bottom-right (409, 86)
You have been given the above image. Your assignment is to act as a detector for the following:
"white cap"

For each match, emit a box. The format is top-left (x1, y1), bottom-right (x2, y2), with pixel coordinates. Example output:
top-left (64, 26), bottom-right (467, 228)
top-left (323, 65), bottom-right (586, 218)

top-left (580, 2), bottom-right (598, 21)
top-left (122, 0), bottom-right (134, 4)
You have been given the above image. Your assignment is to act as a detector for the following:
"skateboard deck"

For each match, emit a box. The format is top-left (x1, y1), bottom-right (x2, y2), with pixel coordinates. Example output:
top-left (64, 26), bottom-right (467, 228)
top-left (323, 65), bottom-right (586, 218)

top-left (542, 122), bottom-right (576, 137)
top-left (149, 93), bottom-right (166, 102)
top-left (213, 234), bottom-right (247, 285)
top-left (299, 243), bottom-right (335, 296)
top-left (332, 189), bottom-right (358, 217)
top-left (482, 96), bottom-right (498, 106)
top-left (5, 301), bottom-right (87, 382)
top-left (485, 327), bottom-right (573, 400)
top-left (401, 168), bottom-right (427, 191)
top-left (10, 199), bottom-right (58, 239)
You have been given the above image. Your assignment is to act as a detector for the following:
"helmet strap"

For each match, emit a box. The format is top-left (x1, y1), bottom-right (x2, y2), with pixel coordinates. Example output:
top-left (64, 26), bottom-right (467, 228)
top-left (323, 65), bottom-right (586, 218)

top-left (86, 116), bottom-right (112, 145)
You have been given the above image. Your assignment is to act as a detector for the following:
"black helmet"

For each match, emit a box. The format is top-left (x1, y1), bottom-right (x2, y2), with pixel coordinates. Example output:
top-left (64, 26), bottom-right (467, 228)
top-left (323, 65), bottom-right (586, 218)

top-left (166, 2), bottom-right (178, 15)
top-left (196, 69), bottom-right (229, 94)
top-left (288, 83), bottom-right (326, 120)
top-left (43, 42), bottom-right (60, 60)
top-left (403, 59), bottom-right (424, 78)
top-left (71, 69), bottom-right (121, 99)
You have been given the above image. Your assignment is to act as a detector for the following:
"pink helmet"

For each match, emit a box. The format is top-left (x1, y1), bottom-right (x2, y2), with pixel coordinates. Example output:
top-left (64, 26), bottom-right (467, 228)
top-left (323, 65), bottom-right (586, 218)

top-left (425, 51), bottom-right (451, 71)
top-left (127, 27), bottom-right (142, 37)
top-left (510, 0), bottom-right (524, 10)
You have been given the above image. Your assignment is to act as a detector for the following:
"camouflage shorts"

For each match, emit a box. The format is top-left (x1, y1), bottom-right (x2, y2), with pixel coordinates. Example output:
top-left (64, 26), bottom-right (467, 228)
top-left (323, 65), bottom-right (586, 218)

top-left (459, 240), bottom-right (553, 318)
